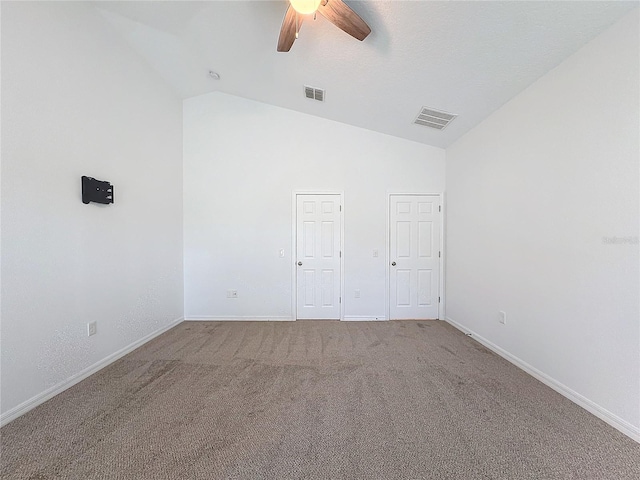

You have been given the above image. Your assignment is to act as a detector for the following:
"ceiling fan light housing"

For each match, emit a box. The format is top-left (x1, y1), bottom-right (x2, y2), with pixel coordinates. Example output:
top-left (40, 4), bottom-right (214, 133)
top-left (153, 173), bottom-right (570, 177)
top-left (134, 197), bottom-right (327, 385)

top-left (289, 0), bottom-right (321, 15)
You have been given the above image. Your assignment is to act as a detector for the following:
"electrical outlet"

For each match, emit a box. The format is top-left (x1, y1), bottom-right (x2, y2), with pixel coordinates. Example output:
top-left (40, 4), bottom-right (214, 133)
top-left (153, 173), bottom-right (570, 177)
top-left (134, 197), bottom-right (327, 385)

top-left (354, 289), bottom-right (361, 298)
top-left (87, 321), bottom-right (97, 336)
top-left (227, 290), bottom-right (238, 298)
top-left (499, 311), bottom-right (507, 325)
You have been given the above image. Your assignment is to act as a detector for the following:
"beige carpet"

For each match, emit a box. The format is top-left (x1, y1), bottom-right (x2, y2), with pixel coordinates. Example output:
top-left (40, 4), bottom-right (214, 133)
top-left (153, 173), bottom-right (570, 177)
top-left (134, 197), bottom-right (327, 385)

top-left (1, 320), bottom-right (639, 479)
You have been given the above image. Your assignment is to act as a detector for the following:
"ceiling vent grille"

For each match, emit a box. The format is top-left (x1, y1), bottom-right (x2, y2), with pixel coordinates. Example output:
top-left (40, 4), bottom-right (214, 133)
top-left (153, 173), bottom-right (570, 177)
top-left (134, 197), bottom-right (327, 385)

top-left (414, 107), bottom-right (457, 130)
top-left (304, 85), bottom-right (325, 102)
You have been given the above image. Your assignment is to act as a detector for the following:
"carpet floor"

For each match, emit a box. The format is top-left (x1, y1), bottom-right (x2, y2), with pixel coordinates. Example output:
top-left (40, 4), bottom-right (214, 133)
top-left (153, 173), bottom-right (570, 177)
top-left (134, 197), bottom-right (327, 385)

top-left (1, 320), bottom-right (639, 479)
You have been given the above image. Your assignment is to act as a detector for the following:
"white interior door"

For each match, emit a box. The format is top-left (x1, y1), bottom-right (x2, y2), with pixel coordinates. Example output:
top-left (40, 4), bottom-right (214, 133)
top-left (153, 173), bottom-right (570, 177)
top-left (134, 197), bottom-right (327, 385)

top-left (296, 194), bottom-right (341, 320)
top-left (389, 195), bottom-right (440, 320)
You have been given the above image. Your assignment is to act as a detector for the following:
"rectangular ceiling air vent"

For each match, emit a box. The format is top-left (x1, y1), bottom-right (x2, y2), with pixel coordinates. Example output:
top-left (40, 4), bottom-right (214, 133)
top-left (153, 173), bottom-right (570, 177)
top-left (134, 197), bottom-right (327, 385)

top-left (304, 85), bottom-right (325, 102)
top-left (414, 107), bottom-right (457, 130)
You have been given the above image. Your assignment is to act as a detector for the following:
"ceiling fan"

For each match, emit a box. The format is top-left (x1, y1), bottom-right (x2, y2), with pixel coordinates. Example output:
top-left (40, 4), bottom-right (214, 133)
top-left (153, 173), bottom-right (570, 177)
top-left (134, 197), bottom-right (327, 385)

top-left (277, 0), bottom-right (371, 52)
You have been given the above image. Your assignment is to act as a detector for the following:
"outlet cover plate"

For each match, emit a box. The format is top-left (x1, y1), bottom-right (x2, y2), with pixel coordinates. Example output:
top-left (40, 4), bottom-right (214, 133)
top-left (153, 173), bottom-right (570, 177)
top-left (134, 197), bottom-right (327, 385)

top-left (87, 321), bottom-right (97, 336)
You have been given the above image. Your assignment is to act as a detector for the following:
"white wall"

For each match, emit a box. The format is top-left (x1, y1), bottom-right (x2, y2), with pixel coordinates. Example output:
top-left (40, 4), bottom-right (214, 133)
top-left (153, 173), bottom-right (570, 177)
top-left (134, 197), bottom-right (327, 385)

top-left (1, 2), bottom-right (184, 419)
top-left (184, 92), bottom-right (445, 320)
top-left (445, 10), bottom-right (639, 439)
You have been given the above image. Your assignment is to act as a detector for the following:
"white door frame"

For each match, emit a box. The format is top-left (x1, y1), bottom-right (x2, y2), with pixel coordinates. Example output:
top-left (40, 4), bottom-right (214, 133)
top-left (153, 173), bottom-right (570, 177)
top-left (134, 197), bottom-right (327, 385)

top-left (292, 191), bottom-right (345, 321)
top-left (386, 192), bottom-right (445, 321)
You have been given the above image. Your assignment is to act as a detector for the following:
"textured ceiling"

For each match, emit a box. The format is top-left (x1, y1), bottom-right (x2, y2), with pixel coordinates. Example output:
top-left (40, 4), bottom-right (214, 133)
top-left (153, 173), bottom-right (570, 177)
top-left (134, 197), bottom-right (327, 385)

top-left (94, 1), bottom-right (638, 148)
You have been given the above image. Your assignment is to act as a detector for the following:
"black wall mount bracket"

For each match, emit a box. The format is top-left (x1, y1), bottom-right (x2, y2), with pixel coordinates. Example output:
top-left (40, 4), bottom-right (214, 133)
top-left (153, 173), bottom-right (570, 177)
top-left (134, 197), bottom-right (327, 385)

top-left (82, 176), bottom-right (114, 204)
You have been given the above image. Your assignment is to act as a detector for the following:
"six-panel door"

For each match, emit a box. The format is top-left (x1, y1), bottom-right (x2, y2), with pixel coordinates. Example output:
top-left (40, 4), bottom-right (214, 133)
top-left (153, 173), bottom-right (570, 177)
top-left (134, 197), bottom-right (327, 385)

top-left (389, 195), bottom-right (440, 320)
top-left (296, 194), bottom-right (341, 320)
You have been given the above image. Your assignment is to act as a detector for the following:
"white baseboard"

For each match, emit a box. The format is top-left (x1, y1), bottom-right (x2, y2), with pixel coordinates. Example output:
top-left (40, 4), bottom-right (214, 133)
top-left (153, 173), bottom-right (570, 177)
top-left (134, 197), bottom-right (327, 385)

top-left (444, 317), bottom-right (640, 443)
top-left (185, 316), bottom-right (294, 321)
top-left (186, 316), bottom-right (389, 322)
top-left (343, 315), bottom-right (387, 321)
top-left (0, 317), bottom-right (184, 427)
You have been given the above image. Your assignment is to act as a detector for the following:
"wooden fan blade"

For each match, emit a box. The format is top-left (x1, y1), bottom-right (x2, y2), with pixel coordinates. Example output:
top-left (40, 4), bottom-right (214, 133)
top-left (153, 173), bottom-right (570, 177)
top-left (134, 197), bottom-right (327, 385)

top-left (277, 5), bottom-right (304, 52)
top-left (317, 0), bottom-right (371, 41)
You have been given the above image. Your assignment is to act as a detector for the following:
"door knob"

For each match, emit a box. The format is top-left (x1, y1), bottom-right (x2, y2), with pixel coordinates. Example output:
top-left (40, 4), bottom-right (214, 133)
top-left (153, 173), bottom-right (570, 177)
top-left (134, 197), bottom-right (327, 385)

top-left (391, 261), bottom-right (396, 266)
top-left (298, 261), bottom-right (303, 266)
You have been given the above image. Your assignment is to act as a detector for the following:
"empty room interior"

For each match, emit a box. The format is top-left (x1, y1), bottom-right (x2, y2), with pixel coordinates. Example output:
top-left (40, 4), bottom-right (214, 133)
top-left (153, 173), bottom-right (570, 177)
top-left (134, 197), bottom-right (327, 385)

top-left (1, 1), bottom-right (639, 478)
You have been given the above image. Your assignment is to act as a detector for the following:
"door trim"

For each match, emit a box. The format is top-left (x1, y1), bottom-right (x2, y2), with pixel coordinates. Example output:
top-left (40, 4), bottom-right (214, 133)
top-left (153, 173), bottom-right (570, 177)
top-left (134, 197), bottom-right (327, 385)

top-left (291, 191), bottom-right (344, 321)
top-left (386, 192), bottom-right (444, 321)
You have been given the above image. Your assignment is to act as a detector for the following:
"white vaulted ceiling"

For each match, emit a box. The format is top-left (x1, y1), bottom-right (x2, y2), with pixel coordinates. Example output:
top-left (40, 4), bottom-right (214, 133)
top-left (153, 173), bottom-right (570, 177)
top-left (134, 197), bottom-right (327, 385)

top-left (94, 0), bottom-right (638, 148)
